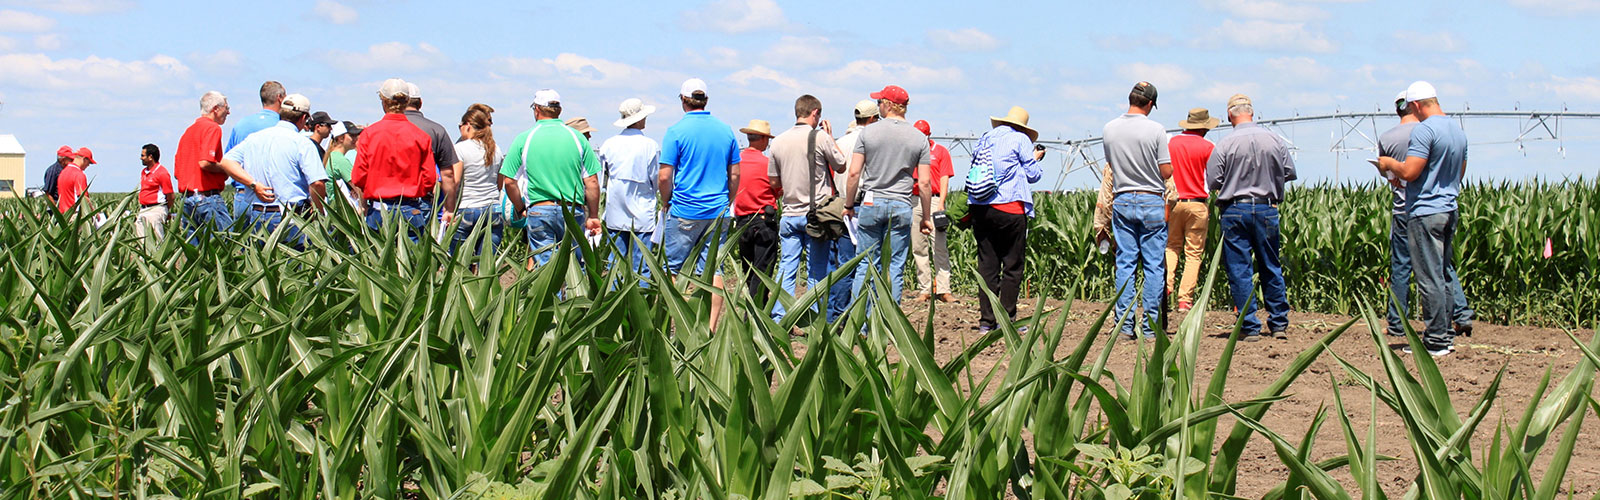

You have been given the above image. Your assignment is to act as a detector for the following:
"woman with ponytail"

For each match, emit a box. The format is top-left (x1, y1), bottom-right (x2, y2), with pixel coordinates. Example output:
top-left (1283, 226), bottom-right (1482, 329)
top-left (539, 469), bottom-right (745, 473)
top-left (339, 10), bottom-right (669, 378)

top-left (451, 103), bottom-right (505, 257)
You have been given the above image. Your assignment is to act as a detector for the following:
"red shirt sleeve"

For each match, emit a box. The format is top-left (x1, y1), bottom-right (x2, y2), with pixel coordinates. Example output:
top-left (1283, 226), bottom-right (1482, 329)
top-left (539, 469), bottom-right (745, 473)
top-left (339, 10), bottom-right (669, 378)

top-left (159, 166), bottom-right (174, 194)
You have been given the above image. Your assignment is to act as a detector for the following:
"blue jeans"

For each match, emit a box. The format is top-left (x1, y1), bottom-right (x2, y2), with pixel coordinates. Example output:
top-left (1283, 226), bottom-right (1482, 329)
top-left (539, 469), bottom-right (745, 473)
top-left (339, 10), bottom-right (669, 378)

top-left (450, 206), bottom-right (503, 256)
top-left (1113, 192), bottom-right (1168, 337)
top-left (828, 234), bottom-right (856, 322)
top-left (664, 215), bottom-right (729, 275)
top-left (244, 205), bottom-right (308, 249)
top-left (609, 230), bottom-right (654, 285)
top-left (1387, 212), bottom-right (1473, 336)
top-left (774, 215), bottom-right (833, 320)
top-left (181, 193), bottom-right (233, 245)
top-left (1407, 210), bottom-right (1473, 349)
top-left (364, 198), bottom-right (433, 240)
top-left (851, 200), bottom-right (913, 318)
top-left (524, 205), bottom-right (585, 267)
top-left (231, 187), bottom-right (251, 220)
top-left (1219, 202), bottom-right (1290, 335)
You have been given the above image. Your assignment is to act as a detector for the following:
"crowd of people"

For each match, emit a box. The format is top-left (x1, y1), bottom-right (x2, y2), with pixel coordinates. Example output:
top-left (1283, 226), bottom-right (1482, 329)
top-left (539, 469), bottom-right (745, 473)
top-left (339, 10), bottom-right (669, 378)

top-left (39, 77), bottom-right (1472, 356)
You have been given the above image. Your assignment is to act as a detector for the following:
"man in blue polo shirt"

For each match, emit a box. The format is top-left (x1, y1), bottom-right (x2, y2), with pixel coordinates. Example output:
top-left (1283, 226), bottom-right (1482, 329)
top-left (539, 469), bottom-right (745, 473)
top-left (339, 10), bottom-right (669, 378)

top-left (226, 81), bottom-right (287, 218)
top-left (1377, 80), bottom-right (1473, 357)
top-left (659, 77), bottom-right (741, 330)
top-left (219, 93), bottom-right (329, 249)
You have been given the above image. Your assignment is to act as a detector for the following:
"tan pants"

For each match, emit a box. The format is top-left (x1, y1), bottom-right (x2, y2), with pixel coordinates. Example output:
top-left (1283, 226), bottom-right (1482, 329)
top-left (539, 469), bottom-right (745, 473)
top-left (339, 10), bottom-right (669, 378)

top-left (1165, 201), bottom-right (1208, 303)
top-left (135, 204), bottom-right (168, 239)
top-left (911, 199), bottom-right (951, 294)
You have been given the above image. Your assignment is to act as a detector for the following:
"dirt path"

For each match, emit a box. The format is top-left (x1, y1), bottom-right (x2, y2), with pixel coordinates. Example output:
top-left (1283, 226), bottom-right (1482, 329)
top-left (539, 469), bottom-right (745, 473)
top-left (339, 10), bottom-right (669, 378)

top-left (887, 293), bottom-right (1600, 497)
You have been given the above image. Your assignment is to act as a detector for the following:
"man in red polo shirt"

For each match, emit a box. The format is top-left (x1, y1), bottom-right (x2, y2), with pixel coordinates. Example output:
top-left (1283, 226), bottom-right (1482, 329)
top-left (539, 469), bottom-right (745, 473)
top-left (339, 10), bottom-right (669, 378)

top-left (56, 148), bottom-right (92, 214)
top-left (136, 144), bottom-right (176, 238)
top-left (1166, 108), bottom-right (1218, 312)
top-left (175, 90), bottom-right (268, 243)
top-left (352, 78), bottom-right (436, 236)
top-left (733, 119), bottom-right (780, 299)
top-left (911, 119), bottom-right (955, 302)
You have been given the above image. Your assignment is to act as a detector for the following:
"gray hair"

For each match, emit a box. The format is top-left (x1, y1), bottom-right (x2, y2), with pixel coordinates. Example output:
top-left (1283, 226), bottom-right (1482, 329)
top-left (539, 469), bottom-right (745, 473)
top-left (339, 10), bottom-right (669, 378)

top-left (200, 91), bottom-right (227, 113)
top-left (1228, 103), bottom-right (1254, 119)
top-left (259, 81), bottom-right (285, 105)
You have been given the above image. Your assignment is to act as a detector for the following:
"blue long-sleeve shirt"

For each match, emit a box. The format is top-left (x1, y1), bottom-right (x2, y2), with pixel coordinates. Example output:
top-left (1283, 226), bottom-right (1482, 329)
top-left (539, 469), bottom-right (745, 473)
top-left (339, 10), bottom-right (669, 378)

top-left (968, 125), bottom-right (1043, 216)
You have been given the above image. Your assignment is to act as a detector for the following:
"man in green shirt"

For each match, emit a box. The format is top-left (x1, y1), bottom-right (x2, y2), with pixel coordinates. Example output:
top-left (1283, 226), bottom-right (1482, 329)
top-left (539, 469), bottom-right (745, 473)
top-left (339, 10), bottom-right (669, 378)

top-left (501, 89), bottom-right (603, 266)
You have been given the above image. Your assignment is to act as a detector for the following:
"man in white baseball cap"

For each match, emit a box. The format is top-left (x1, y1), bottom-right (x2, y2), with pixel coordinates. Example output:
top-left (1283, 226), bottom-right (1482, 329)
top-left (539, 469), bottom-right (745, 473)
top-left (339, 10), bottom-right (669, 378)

top-left (600, 97), bottom-right (660, 282)
top-left (660, 77), bottom-right (741, 330)
top-left (499, 88), bottom-right (604, 267)
top-left (1376, 81), bottom-right (1474, 357)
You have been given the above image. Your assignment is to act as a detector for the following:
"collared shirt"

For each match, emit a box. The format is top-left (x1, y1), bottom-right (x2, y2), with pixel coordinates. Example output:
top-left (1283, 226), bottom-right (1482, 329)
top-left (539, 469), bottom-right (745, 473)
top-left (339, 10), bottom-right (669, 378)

top-left (1405, 115), bottom-right (1467, 216)
top-left (499, 119), bottom-right (600, 205)
top-left (223, 121), bottom-right (328, 205)
top-left (852, 117), bottom-right (931, 206)
top-left (968, 125), bottom-right (1044, 216)
top-left (769, 123), bottom-right (847, 217)
top-left (176, 117), bottom-right (228, 192)
top-left (353, 113), bottom-right (436, 199)
top-left (662, 110), bottom-right (741, 220)
top-left (1168, 131), bottom-right (1214, 200)
top-left (138, 163), bottom-right (174, 205)
top-left (56, 164), bottom-right (87, 213)
top-left (733, 147), bottom-right (776, 216)
top-left (226, 109), bottom-right (282, 195)
top-left (1378, 122), bottom-right (1419, 214)
top-left (405, 110), bottom-right (460, 173)
top-left (42, 159), bottom-right (65, 198)
top-left (1102, 113), bottom-right (1170, 195)
top-left (1207, 122), bottom-right (1297, 201)
top-left (913, 140), bottom-right (954, 197)
top-left (599, 128), bottom-right (660, 232)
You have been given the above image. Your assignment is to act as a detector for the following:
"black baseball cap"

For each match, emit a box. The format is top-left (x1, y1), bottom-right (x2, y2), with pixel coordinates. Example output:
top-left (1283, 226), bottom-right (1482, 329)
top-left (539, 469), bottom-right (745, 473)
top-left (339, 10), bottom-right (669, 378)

top-left (1131, 81), bottom-right (1159, 108)
top-left (309, 111), bottom-right (337, 126)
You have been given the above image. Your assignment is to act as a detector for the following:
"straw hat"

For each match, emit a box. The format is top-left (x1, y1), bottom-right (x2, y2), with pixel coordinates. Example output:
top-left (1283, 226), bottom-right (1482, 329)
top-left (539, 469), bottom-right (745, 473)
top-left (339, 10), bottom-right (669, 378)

top-left (989, 106), bottom-right (1038, 142)
top-left (564, 117), bottom-right (597, 134)
top-left (1178, 108), bottom-right (1219, 130)
top-left (614, 98), bottom-right (656, 128)
top-left (738, 119), bottom-right (775, 138)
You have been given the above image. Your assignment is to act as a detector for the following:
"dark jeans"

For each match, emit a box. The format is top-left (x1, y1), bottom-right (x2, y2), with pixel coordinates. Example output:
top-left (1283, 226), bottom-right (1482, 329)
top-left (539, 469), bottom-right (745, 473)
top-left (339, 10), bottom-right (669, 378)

top-left (827, 235), bottom-right (856, 322)
top-left (1220, 202), bottom-right (1290, 335)
top-left (1407, 210), bottom-right (1473, 349)
top-left (735, 213), bottom-right (781, 302)
top-left (450, 206), bottom-right (503, 256)
top-left (971, 204), bottom-right (1028, 329)
top-left (244, 204), bottom-right (309, 250)
top-left (1387, 212), bottom-right (1473, 337)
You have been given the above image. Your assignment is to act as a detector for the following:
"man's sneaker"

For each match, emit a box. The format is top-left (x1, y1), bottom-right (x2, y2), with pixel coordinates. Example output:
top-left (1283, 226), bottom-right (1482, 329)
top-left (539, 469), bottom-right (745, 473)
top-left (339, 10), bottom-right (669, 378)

top-left (1240, 334), bottom-right (1262, 343)
top-left (1454, 322), bottom-right (1474, 337)
top-left (1401, 344), bottom-right (1454, 357)
top-left (1177, 301), bottom-right (1193, 312)
top-left (1271, 330), bottom-right (1288, 340)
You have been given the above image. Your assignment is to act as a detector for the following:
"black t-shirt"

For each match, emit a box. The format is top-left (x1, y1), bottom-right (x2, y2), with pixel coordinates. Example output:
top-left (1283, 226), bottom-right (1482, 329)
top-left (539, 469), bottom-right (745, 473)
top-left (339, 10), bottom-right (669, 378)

top-left (42, 160), bottom-right (65, 197)
top-left (405, 110), bottom-right (460, 172)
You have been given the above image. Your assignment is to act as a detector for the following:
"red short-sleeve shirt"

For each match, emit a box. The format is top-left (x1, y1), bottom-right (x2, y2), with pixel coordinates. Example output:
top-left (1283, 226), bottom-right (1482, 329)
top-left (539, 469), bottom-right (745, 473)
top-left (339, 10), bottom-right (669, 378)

top-left (352, 113), bottom-right (436, 199)
top-left (912, 140), bottom-right (954, 196)
top-left (733, 148), bottom-right (777, 216)
top-left (175, 117), bottom-right (227, 192)
top-left (139, 163), bottom-right (174, 205)
top-left (57, 165), bottom-right (87, 213)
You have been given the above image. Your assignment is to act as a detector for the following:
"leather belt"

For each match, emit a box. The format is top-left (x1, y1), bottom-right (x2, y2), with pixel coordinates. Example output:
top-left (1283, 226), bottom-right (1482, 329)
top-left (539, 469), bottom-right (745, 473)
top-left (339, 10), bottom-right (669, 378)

top-left (1227, 197), bottom-right (1279, 204)
top-left (181, 189), bottom-right (221, 197)
top-left (1177, 197), bottom-right (1207, 203)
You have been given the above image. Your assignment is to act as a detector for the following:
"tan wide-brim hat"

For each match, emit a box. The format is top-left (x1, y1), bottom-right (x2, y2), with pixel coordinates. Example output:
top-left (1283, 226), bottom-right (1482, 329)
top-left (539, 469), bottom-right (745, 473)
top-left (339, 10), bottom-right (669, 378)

top-left (738, 119), bottom-right (775, 138)
top-left (1178, 107), bottom-right (1220, 130)
top-left (614, 98), bottom-right (656, 128)
top-left (990, 106), bottom-right (1038, 142)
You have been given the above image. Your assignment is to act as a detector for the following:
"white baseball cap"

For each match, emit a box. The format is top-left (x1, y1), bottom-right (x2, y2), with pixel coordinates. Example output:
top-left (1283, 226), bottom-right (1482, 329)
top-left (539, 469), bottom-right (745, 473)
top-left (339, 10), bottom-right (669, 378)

top-left (680, 78), bottom-right (708, 98)
top-left (378, 78), bottom-right (409, 99)
top-left (532, 89), bottom-right (561, 108)
top-left (331, 121), bottom-right (349, 137)
top-left (406, 82), bottom-right (421, 99)
top-left (1395, 90), bottom-right (1409, 111)
top-left (282, 94), bottom-right (311, 113)
top-left (1405, 81), bottom-right (1437, 102)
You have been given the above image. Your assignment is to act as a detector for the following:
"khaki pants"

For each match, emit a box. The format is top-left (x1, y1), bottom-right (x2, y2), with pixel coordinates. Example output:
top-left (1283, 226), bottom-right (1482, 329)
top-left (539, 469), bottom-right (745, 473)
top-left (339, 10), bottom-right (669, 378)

top-left (911, 199), bottom-right (951, 294)
top-left (1165, 200), bottom-right (1208, 303)
top-left (135, 204), bottom-right (168, 239)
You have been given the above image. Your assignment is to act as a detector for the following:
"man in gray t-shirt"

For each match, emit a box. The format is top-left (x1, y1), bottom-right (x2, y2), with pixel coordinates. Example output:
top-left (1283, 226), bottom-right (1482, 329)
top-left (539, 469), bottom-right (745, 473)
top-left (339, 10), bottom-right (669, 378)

top-left (1376, 91), bottom-right (1470, 339)
top-left (1101, 81), bottom-right (1173, 338)
top-left (843, 85), bottom-right (933, 312)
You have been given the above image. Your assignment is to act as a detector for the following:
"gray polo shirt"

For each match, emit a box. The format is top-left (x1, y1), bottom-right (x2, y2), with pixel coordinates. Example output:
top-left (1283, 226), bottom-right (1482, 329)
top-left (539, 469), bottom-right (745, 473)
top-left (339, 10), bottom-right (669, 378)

top-left (1102, 113), bottom-right (1171, 194)
top-left (1206, 122), bottom-right (1297, 201)
top-left (1378, 122), bottom-right (1418, 215)
top-left (852, 117), bottom-right (930, 205)
top-left (405, 110), bottom-right (461, 172)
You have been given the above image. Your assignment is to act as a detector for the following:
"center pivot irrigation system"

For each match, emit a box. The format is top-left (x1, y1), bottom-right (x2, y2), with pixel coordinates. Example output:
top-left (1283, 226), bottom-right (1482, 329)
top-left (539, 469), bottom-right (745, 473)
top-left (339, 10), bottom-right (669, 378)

top-left (932, 107), bottom-right (1600, 191)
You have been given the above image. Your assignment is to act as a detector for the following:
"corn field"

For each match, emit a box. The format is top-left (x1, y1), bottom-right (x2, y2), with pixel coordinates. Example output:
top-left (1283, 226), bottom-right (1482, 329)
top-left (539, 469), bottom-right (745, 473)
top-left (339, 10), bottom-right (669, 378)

top-left (3, 193), bottom-right (1599, 499)
top-left (943, 179), bottom-right (1600, 329)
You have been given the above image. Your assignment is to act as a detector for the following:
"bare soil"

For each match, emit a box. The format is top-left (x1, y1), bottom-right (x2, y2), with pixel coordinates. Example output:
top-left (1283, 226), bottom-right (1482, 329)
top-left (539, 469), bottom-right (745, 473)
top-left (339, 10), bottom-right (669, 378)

top-left (885, 293), bottom-right (1600, 497)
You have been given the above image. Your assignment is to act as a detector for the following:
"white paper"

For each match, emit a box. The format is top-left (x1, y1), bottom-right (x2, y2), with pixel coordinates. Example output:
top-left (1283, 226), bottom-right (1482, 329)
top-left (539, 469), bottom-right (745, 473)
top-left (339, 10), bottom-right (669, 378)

top-left (650, 210), bottom-right (666, 245)
top-left (844, 215), bottom-right (860, 246)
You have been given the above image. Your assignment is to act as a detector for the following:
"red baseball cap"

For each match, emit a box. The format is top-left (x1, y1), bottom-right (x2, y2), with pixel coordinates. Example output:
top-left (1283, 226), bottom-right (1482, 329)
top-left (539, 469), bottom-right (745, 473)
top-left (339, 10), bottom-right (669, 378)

top-left (57, 145), bottom-right (73, 157)
top-left (869, 85), bottom-right (909, 105)
top-left (913, 119), bottom-right (931, 136)
top-left (75, 147), bottom-right (96, 164)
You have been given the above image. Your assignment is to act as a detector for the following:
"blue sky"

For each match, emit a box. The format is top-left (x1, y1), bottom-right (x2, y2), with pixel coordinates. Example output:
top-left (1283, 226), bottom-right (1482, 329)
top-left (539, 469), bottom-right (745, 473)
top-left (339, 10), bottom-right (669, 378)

top-left (0, 0), bottom-right (1597, 191)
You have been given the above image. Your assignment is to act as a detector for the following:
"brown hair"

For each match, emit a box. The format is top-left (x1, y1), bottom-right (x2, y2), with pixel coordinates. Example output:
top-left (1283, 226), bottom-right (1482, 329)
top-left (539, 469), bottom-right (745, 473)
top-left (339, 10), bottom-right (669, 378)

top-left (794, 94), bottom-right (822, 119)
top-left (1128, 91), bottom-right (1153, 108)
top-left (461, 103), bottom-right (497, 165)
top-left (383, 95), bottom-right (408, 114)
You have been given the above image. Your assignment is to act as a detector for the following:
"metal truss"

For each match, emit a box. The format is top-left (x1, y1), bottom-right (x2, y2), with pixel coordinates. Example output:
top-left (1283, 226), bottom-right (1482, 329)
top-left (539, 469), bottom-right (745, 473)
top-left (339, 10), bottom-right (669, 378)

top-left (932, 109), bottom-right (1600, 190)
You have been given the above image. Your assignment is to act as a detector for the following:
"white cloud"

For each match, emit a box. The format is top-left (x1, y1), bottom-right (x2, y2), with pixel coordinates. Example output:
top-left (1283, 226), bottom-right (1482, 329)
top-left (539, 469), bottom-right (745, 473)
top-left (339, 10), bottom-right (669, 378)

top-left (1115, 63), bottom-right (1194, 91)
top-left (760, 36), bottom-right (836, 69)
top-left (32, 33), bottom-right (59, 50)
top-left (1196, 81), bottom-right (1262, 104)
top-left (926, 28), bottom-right (1004, 52)
top-left (0, 53), bottom-right (191, 92)
top-left (1058, 82), bottom-right (1126, 104)
top-left (0, 9), bottom-right (56, 32)
top-left (1509, 0), bottom-right (1600, 14)
top-left (0, 35), bottom-right (15, 51)
top-left (1393, 30), bottom-right (1466, 52)
top-left (727, 65), bottom-right (807, 96)
top-left (188, 49), bottom-right (243, 72)
top-left (1, 0), bottom-right (133, 14)
top-left (1094, 32), bottom-right (1175, 51)
top-left (1534, 76), bottom-right (1600, 102)
top-left (1264, 56), bottom-right (1332, 83)
top-left (1207, 19), bottom-right (1337, 53)
top-left (313, 0), bottom-right (358, 24)
top-left (686, 46), bottom-right (741, 68)
top-left (492, 53), bottom-right (680, 90)
top-left (686, 0), bottom-right (786, 34)
top-left (819, 60), bottom-right (965, 89)
top-left (320, 42), bottom-right (448, 74)
top-left (1202, 0), bottom-right (1329, 21)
